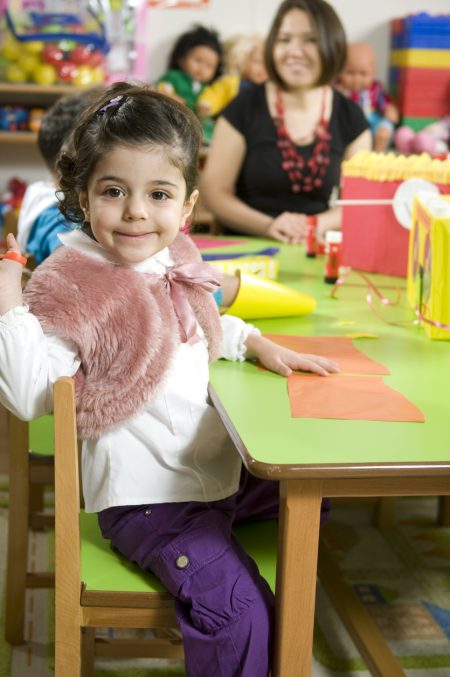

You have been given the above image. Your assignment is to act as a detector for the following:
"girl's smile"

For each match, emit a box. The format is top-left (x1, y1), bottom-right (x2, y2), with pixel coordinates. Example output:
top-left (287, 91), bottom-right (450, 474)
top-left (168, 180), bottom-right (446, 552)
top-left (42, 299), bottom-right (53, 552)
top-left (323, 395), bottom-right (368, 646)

top-left (79, 144), bottom-right (198, 266)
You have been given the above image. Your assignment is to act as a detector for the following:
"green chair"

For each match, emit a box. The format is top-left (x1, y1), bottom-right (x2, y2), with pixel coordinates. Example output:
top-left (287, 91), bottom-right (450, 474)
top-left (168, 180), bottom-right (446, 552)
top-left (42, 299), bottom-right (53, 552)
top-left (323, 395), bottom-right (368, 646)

top-left (54, 377), bottom-right (278, 676)
top-left (5, 412), bottom-right (55, 645)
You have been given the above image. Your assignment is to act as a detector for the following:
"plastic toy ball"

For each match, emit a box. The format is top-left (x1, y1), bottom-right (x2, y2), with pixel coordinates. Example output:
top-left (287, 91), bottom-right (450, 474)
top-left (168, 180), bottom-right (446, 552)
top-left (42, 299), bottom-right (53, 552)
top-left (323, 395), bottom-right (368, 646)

top-left (55, 61), bottom-right (77, 82)
top-left (70, 45), bottom-right (93, 65)
top-left (2, 37), bottom-right (22, 62)
top-left (17, 54), bottom-right (40, 75)
top-left (23, 41), bottom-right (44, 55)
top-left (32, 63), bottom-right (57, 86)
top-left (72, 65), bottom-right (95, 87)
top-left (5, 63), bottom-right (27, 83)
top-left (41, 45), bottom-right (65, 65)
top-left (89, 66), bottom-right (105, 84)
top-left (87, 50), bottom-right (104, 68)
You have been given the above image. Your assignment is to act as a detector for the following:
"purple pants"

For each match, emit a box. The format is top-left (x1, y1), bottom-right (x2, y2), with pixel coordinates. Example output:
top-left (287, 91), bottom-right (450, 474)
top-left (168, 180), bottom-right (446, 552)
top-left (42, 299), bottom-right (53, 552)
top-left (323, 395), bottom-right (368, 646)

top-left (98, 469), bottom-right (331, 677)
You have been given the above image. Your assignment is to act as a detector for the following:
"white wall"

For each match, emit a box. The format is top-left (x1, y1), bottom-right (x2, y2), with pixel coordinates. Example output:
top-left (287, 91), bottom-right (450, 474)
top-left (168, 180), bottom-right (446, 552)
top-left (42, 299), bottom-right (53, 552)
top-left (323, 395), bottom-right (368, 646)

top-left (2, 0), bottom-right (450, 187)
top-left (146, 0), bottom-right (450, 84)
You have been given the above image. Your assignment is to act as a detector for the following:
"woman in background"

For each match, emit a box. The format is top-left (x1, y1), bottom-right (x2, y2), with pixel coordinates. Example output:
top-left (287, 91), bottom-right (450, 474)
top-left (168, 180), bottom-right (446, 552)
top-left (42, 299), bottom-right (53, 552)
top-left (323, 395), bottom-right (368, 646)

top-left (201, 0), bottom-right (371, 244)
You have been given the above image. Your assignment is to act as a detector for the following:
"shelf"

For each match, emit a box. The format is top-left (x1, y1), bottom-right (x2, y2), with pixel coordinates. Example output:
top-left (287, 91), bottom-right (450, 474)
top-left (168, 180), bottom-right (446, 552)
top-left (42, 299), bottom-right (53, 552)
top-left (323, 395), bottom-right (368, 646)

top-left (0, 131), bottom-right (38, 143)
top-left (0, 82), bottom-right (84, 106)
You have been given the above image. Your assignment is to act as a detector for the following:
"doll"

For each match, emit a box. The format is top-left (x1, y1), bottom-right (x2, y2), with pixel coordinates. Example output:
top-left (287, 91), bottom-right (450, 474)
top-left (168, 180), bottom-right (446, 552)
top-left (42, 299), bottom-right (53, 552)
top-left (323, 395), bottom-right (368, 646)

top-left (394, 116), bottom-right (450, 155)
top-left (197, 33), bottom-right (267, 118)
top-left (336, 42), bottom-right (399, 152)
top-left (156, 25), bottom-right (222, 111)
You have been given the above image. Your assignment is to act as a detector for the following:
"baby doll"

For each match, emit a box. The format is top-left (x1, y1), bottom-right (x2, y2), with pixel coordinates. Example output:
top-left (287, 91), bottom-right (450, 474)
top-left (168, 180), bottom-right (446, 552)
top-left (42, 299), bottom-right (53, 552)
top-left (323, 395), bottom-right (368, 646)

top-left (336, 42), bottom-right (399, 153)
top-left (197, 33), bottom-right (267, 118)
top-left (156, 24), bottom-right (222, 111)
top-left (394, 116), bottom-right (450, 155)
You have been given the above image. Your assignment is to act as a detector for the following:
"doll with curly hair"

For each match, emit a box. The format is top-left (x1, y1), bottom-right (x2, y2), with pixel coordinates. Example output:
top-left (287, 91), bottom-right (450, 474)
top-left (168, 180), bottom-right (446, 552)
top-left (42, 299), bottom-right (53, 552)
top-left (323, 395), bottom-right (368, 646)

top-left (197, 33), bottom-right (267, 118)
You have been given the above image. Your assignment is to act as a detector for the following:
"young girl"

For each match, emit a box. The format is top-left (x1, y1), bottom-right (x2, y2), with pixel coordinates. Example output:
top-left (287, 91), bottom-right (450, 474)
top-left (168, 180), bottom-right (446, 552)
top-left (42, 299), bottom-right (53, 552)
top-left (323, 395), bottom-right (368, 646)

top-left (0, 82), bottom-right (337, 677)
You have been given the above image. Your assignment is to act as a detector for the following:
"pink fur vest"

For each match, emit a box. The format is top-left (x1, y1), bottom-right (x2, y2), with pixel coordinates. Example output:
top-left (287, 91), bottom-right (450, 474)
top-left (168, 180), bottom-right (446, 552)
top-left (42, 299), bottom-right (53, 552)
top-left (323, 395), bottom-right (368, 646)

top-left (24, 233), bottom-right (223, 438)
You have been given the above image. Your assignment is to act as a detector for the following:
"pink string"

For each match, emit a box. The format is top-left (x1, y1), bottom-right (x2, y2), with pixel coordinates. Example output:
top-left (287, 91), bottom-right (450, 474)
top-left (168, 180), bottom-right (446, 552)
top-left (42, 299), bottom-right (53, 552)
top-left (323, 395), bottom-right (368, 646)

top-left (331, 268), bottom-right (450, 332)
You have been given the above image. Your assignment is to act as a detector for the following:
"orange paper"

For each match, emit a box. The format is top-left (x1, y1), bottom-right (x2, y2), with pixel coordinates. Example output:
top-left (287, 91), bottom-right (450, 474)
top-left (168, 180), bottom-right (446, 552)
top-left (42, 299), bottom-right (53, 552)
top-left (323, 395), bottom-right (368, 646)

top-left (264, 334), bottom-right (390, 375)
top-left (287, 374), bottom-right (424, 422)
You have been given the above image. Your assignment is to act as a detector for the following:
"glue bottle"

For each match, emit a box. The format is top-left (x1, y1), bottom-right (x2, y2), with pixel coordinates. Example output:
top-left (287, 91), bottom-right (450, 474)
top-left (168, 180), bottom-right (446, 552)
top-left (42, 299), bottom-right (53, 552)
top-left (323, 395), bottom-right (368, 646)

top-left (324, 230), bottom-right (342, 284)
top-left (305, 215), bottom-right (318, 257)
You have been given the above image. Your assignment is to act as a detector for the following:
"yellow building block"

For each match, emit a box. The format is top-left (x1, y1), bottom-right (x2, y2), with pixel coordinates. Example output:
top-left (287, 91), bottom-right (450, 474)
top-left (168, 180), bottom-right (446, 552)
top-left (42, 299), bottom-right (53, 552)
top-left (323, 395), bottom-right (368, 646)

top-left (408, 194), bottom-right (450, 339)
top-left (391, 48), bottom-right (450, 68)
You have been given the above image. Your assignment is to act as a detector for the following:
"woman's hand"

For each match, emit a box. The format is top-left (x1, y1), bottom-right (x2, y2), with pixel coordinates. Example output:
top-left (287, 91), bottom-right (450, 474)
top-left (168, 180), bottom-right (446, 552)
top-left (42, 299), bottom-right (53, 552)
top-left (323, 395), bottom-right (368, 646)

top-left (0, 233), bottom-right (25, 315)
top-left (267, 212), bottom-right (309, 244)
top-left (244, 333), bottom-right (339, 377)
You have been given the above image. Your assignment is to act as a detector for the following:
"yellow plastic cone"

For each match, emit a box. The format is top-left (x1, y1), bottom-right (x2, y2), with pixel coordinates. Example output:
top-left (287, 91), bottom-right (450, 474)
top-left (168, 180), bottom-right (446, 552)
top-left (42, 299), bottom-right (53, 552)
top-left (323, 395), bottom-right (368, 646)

top-left (226, 272), bottom-right (316, 320)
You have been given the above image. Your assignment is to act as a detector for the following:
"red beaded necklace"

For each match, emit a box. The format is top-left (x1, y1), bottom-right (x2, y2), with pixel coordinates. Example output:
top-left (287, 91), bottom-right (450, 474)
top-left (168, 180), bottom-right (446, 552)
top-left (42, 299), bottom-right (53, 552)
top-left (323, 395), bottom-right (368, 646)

top-left (274, 86), bottom-right (331, 193)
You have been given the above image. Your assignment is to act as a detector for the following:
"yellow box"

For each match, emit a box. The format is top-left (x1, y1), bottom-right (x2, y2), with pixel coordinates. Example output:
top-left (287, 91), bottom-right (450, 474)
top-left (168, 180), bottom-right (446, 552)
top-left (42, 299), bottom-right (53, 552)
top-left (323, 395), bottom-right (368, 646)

top-left (408, 194), bottom-right (450, 339)
top-left (208, 255), bottom-right (279, 280)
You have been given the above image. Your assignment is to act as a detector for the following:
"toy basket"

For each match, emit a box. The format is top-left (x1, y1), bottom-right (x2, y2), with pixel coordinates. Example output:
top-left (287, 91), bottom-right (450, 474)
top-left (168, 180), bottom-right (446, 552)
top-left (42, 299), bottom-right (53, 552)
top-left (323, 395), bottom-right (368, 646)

top-left (0, 0), bottom-right (109, 86)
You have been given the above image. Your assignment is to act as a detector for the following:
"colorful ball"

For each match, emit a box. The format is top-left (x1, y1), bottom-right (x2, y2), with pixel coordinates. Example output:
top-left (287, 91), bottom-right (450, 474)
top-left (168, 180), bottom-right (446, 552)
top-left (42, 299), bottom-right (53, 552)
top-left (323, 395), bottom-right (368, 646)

top-left (72, 65), bottom-right (95, 87)
top-left (41, 45), bottom-right (65, 65)
top-left (5, 63), bottom-right (27, 83)
top-left (32, 63), bottom-right (57, 86)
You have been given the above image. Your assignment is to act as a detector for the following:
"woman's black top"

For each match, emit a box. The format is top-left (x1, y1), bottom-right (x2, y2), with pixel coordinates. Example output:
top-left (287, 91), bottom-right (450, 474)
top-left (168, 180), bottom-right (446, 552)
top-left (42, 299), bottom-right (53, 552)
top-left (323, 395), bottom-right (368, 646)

top-left (220, 84), bottom-right (368, 217)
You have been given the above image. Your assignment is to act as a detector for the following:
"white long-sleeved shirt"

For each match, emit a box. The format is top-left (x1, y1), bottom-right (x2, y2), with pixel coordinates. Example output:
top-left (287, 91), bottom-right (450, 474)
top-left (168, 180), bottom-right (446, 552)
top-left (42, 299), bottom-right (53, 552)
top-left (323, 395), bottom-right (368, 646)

top-left (0, 230), bottom-right (258, 512)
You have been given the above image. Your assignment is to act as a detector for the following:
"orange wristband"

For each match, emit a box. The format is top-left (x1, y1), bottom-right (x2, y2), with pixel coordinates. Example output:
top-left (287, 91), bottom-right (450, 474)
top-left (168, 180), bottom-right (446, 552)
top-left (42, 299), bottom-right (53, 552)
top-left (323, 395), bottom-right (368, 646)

top-left (0, 251), bottom-right (27, 266)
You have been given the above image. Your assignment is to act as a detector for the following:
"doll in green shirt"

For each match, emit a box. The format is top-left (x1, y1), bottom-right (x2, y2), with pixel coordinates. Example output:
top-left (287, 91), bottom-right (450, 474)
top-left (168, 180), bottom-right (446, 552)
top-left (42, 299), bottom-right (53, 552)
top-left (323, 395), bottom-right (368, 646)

top-left (156, 25), bottom-right (223, 142)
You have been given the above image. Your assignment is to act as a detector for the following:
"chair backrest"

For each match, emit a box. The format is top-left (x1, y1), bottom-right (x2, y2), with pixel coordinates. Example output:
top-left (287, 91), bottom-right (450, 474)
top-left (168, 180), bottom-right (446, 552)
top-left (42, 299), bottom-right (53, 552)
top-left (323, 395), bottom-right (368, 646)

top-left (53, 377), bottom-right (82, 642)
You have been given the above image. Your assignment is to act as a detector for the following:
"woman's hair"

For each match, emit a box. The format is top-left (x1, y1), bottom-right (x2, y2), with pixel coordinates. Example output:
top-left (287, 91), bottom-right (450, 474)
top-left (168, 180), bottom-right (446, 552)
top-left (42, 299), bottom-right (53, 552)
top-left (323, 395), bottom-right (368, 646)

top-left (168, 24), bottom-right (223, 77)
top-left (56, 82), bottom-right (203, 226)
top-left (264, 0), bottom-right (347, 89)
top-left (223, 33), bottom-right (264, 75)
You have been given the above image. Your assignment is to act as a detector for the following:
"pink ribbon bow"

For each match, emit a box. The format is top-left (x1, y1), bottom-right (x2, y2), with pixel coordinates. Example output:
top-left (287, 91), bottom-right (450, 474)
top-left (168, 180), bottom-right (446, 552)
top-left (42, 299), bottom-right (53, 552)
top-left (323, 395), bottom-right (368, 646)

top-left (164, 262), bottom-right (221, 343)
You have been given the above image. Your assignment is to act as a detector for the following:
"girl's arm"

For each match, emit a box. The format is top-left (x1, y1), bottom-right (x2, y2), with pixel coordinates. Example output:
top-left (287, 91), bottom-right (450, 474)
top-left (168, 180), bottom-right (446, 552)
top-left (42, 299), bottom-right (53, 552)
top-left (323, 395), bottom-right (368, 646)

top-left (219, 316), bottom-right (338, 377)
top-left (0, 235), bottom-right (80, 419)
top-left (0, 233), bottom-right (24, 315)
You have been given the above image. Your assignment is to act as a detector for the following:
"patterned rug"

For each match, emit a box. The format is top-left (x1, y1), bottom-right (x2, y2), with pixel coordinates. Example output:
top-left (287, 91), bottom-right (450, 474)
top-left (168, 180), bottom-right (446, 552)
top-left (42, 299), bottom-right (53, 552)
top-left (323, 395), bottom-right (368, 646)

top-left (1, 478), bottom-right (450, 676)
top-left (315, 497), bottom-right (450, 674)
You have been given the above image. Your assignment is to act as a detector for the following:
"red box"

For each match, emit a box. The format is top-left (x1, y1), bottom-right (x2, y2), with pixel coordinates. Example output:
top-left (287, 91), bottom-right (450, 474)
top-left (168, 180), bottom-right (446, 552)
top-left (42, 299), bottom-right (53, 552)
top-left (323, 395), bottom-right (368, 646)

top-left (341, 177), bottom-right (450, 278)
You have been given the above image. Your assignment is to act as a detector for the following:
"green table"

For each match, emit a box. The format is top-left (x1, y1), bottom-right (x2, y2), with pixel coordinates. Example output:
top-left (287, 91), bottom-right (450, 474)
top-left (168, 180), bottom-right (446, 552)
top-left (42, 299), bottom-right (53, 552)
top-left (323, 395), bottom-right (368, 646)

top-left (205, 237), bottom-right (450, 676)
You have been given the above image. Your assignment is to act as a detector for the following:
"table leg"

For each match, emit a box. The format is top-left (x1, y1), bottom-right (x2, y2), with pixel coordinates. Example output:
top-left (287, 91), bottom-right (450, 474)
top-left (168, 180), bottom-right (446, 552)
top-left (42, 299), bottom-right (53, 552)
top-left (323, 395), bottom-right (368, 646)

top-left (273, 479), bottom-right (322, 677)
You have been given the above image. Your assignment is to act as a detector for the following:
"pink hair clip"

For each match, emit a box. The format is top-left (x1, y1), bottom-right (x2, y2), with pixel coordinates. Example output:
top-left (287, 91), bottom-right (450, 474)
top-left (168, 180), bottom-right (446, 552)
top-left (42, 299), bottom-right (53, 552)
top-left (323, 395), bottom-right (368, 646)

top-left (98, 95), bottom-right (125, 115)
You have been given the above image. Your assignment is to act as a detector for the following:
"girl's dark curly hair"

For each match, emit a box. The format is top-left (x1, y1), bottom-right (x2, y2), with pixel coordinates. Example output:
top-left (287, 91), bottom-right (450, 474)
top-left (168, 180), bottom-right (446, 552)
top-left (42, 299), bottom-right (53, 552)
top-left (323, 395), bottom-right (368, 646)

top-left (56, 82), bottom-right (203, 226)
top-left (168, 24), bottom-right (223, 78)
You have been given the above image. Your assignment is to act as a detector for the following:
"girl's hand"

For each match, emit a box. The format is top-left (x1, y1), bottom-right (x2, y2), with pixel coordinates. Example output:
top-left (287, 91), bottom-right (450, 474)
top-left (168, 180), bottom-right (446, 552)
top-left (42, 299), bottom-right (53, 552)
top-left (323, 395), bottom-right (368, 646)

top-left (0, 233), bottom-right (25, 316)
top-left (267, 212), bottom-right (308, 244)
top-left (245, 333), bottom-right (339, 377)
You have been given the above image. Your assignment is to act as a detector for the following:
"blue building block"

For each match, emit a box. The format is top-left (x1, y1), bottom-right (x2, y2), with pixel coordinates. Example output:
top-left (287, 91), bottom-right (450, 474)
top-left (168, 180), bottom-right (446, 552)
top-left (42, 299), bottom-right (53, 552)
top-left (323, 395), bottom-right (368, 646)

top-left (391, 12), bottom-right (450, 50)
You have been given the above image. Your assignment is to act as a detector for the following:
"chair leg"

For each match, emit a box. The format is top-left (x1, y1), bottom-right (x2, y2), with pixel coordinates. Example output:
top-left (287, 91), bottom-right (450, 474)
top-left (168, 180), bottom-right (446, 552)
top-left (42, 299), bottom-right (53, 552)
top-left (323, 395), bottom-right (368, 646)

top-left (55, 623), bottom-right (82, 677)
top-left (438, 496), bottom-right (450, 526)
top-left (81, 627), bottom-right (96, 677)
top-left (5, 416), bottom-right (29, 645)
top-left (29, 483), bottom-right (45, 516)
top-left (374, 497), bottom-right (396, 528)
